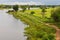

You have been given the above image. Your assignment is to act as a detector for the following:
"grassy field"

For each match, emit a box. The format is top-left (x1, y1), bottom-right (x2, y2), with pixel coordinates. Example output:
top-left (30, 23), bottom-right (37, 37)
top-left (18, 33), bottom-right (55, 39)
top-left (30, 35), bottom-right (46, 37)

top-left (24, 8), bottom-right (53, 18)
top-left (8, 8), bottom-right (56, 40)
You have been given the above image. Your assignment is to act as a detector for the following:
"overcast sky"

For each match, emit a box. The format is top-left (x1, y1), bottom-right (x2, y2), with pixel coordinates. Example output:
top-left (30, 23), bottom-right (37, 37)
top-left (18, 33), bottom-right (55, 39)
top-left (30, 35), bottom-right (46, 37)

top-left (0, 0), bottom-right (60, 5)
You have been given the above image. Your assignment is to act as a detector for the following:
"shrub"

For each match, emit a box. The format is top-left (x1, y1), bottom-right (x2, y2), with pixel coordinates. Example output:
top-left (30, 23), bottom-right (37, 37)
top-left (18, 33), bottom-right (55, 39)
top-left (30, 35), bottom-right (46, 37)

top-left (30, 11), bottom-right (35, 15)
top-left (7, 10), bottom-right (14, 13)
top-left (51, 7), bottom-right (60, 22)
top-left (20, 5), bottom-right (26, 12)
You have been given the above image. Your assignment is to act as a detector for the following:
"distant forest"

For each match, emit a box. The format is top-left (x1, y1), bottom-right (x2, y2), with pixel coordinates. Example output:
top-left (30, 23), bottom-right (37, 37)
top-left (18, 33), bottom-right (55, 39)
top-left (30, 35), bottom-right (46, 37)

top-left (0, 4), bottom-right (60, 9)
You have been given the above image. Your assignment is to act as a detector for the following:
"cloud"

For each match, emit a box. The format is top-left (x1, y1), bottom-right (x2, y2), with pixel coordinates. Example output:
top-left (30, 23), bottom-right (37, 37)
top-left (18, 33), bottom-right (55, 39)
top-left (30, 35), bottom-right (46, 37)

top-left (2, 1), bottom-right (43, 5)
top-left (41, 0), bottom-right (60, 5)
top-left (0, 0), bottom-right (60, 5)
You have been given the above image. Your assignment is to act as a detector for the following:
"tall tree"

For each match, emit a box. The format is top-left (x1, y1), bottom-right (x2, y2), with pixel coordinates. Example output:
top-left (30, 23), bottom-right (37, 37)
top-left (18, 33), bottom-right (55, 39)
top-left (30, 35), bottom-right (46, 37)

top-left (20, 5), bottom-right (27, 12)
top-left (40, 5), bottom-right (46, 18)
top-left (13, 5), bottom-right (19, 11)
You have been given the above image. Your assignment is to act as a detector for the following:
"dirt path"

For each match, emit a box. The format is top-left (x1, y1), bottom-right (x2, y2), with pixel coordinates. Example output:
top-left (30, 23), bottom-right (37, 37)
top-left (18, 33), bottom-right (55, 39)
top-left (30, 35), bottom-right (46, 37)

top-left (56, 29), bottom-right (60, 40)
top-left (45, 23), bottom-right (60, 40)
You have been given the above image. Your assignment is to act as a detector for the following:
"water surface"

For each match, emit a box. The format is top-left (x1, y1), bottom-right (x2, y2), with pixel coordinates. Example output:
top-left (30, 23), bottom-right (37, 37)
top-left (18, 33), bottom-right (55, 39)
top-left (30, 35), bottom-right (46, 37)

top-left (0, 10), bottom-right (26, 40)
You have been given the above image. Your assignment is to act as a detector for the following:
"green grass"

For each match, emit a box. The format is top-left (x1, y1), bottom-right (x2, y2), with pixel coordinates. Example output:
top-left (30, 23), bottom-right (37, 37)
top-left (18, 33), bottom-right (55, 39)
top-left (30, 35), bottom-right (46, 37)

top-left (23, 8), bottom-right (54, 18)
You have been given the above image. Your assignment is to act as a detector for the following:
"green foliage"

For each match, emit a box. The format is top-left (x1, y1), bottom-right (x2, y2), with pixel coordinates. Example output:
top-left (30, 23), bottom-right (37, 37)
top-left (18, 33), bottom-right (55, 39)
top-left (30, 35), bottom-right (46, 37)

top-left (52, 6), bottom-right (55, 8)
top-left (30, 11), bottom-right (35, 15)
top-left (51, 7), bottom-right (60, 28)
top-left (25, 25), bottom-right (55, 40)
top-left (13, 5), bottom-right (19, 11)
top-left (41, 8), bottom-right (46, 18)
top-left (40, 6), bottom-right (46, 18)
top-left (20, 5), bottom-right (27, 12)
top-left (51, 7), bottom-right (60, 22)
top-left (8, 11), bottom-right (56, 40)
top-left (41, 8), bottom-right (46, 13)
top-left (40, 5), bottom-right (47, 9)
top-left (27, 5), bottom-right (30, 10)
top-left (8, 7), bottom-right (57, 40)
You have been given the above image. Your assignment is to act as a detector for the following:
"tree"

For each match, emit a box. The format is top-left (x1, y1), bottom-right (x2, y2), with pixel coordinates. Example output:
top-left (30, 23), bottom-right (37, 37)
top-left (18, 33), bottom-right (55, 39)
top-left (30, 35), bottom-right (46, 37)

top-left (20, 5), bottom-right (27, 12)
top-left (51, 7), bottom-right (60, 22)
top-left (30, 11), bottom-right (35, 15)
top-left (13, 5), bottom-right (19, 11)
top-left (52, 5), bottom-right (55, 8)
top-left (42, 8), bottom-right (46, 13)
top-left (40, 6), bottom-right (46, 18)
top-left (27, 5), bottom-right (30, 10)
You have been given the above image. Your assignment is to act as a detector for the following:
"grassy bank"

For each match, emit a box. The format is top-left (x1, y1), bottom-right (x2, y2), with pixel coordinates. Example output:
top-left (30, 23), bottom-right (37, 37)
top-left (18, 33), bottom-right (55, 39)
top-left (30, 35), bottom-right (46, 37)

top-left (8, 8), bottom-right (56, 40)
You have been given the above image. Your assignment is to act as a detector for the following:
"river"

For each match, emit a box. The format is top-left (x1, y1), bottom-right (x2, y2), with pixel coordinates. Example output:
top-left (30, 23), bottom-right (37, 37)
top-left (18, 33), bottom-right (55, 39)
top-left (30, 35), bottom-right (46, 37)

top-left (0, 10), bottom-right (26, 40)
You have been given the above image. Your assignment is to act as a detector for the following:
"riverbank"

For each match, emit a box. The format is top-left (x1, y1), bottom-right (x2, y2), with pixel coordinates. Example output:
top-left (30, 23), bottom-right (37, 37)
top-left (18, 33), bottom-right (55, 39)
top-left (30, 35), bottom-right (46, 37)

top-left (8, 8), bottom-right (56, 40)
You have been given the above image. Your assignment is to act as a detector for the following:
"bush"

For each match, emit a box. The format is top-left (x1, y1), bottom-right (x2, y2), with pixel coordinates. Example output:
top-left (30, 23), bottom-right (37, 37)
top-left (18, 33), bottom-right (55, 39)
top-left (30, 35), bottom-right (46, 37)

top-left (7, 10), bottom-right (14, 13)
top-left (13, 5), bottom-right (19, 11)
top-left (20, 5), bottom-right (26, 12)
top-left (51, 7), bottom-right (60, 22)
top-left (25, 25), bottom-right (55, 40)
top-left (41, 8), bottom-right (46, 14)
top-left (30, 11), bottom-right (35, 15)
